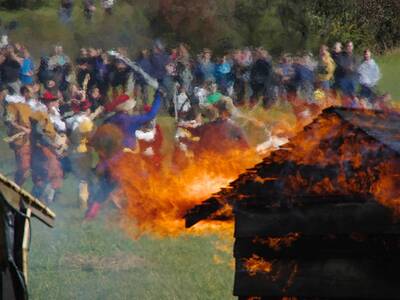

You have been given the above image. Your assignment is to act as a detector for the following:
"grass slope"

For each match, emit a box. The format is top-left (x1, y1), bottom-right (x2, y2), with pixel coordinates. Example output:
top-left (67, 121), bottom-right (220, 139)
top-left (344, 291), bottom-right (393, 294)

top-left (377, 50), bottom-right (400, 100)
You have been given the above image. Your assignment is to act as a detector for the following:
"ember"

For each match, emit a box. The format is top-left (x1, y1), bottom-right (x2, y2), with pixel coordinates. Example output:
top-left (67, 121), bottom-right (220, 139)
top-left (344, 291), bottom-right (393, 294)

top-left (243, 255), bottom-right (272, 276)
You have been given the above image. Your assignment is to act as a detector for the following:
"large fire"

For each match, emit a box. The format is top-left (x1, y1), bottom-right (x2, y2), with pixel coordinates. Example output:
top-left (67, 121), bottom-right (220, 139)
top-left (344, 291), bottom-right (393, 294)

top-left (106, 93), bottom-right (400, 237)
top-left (112, 149), bottom-right (261, 236)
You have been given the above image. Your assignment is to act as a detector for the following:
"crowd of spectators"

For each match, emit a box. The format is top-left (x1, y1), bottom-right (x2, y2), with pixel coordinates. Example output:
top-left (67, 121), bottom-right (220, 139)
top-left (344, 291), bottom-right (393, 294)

top-left (0, 37), bottom-right (386, 216)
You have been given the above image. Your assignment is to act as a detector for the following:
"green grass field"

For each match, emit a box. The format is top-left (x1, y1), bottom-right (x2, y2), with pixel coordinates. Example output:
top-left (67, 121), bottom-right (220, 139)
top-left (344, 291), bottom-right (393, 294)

top-left (377, 50), bottom-right (400, 101)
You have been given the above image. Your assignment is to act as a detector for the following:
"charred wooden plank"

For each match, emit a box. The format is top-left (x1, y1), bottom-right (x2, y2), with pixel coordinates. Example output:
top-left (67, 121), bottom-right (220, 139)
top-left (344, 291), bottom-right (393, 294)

top-left (234, 258), bottom-right (400, 299)
top-left (184, 197), bottom-right (223, 228)
top-left (234, 201), bottom-right (399, 237)
top-left (234, 235), bottom-right (400, 259)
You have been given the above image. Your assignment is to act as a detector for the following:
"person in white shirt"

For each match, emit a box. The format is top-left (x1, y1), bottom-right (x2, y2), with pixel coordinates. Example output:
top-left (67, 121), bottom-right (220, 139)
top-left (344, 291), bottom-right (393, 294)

top-left (358, 49), bottom-right (381, 101)
top-left (101, 0), bottom-right (114, 15)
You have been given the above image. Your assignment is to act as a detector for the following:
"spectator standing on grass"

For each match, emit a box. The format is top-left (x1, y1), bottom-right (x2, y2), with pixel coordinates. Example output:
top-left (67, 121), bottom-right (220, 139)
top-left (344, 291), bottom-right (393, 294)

top-left (335, 41), bottom-right (359, 105)
top-left (83, 0), bottom-right (96, 21)
top-left (59, 0), bottom-right (74, 23)
top-left (101, 0), bottom-right (115, 15)
top-left (249, 48), bottom-right (274, 109)
top-left (358, 49), bottom-right (381, 102)
top-left (215, 54), bottom-right (234, 96)
top-left (198, 48), bottom-right (216, 83)
top-left (316, 45), bottom-right (336, 91)
top-left (331, 42), bottom-right (342, 64)
top-left (331, 42), bottom-right (342, 91)
top-left (275, 54), bottom-right (294, 101)
top-left (135, 49), bottom-right (152, 105)
top-left (150, 40), bottom-right (169, 82)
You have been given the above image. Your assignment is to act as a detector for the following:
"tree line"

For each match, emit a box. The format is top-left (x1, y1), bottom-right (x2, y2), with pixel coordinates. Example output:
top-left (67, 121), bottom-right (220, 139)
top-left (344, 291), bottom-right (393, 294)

top-left (1, 0), bottom-right (399, 54)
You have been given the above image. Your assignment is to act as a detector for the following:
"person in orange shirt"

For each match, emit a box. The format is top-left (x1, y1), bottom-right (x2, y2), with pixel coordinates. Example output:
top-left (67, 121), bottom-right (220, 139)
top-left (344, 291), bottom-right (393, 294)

top-left (30, 110), bottom-right (64, 204)
top-left (4, 86), bottom-right (33, 186)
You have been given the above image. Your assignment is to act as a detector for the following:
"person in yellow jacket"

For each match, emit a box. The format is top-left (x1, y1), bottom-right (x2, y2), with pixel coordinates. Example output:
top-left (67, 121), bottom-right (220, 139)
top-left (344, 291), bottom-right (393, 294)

top-left (4, 94), bottom-right (32, 186)
top-left (317, 45), bottom-right (336, 91)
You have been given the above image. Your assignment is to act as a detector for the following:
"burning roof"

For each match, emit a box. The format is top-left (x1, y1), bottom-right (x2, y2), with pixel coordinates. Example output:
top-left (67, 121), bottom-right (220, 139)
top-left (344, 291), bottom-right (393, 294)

top-left (185, 107), bottom-right (400, 228)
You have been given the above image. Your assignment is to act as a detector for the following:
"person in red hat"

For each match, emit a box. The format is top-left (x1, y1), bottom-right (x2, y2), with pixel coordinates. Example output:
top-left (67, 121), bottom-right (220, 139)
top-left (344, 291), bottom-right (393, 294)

top-left (103, 91), bottom-right (162, 151)
top-left (42, 79), bottom-right (62, 102)
top-left (84, 91), bottom-right (163, 220)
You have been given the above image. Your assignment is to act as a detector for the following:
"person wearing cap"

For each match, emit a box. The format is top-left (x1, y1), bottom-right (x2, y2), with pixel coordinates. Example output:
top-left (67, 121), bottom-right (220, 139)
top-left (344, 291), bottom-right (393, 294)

top-left (104, 91), bottom-right (162, 151)
top-left (84, 91), bottom-right (163, 220)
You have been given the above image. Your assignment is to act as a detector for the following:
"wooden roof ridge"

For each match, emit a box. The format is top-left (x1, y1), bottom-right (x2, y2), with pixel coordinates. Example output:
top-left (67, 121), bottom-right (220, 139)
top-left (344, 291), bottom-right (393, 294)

top-left (0, 172), bottom-right (56, 227)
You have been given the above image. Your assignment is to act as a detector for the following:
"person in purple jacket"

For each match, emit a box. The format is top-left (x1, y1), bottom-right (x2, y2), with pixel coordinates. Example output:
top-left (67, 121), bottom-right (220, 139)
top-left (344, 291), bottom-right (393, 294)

top-left (104, 91), bottom-right (162, 150)
top-left (85, 90), bottom-right (163, 219)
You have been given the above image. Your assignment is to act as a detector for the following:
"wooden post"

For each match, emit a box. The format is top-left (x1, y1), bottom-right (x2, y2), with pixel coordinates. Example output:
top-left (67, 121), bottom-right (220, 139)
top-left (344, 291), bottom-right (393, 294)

top-left (22, 208), bottom-right (31, 284)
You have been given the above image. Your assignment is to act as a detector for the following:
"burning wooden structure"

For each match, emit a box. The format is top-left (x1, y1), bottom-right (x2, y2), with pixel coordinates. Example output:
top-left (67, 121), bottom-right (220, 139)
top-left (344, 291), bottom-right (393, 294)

top-left (185, 107), bottom-right (400, 299)
top-left (0, 173), bottom-right (55, 300)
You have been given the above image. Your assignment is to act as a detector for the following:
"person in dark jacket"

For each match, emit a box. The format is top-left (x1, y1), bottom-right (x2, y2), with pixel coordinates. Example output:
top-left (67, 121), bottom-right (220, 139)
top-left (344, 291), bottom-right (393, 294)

top-left (249, 48), bottom-right (274, 109)
top-left (0, 46), bottom-right (21, 94)
top-left (335, 41), bottom-right (359, 104)
top-left (150, 41), bottom-right (169, 81)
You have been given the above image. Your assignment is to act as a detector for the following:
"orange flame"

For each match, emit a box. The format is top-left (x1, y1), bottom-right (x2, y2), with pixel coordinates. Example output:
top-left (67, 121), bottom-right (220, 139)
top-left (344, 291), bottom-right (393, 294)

top-left (112, 149), bottom-right (261, 236)
top-left (243, 254), bottom-right (272, 276)
top-left (253, 233), bottom-right (301, 251)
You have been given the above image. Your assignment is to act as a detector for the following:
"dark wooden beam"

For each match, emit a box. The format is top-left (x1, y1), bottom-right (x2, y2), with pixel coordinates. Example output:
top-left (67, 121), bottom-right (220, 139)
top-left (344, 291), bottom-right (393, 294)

top-left (234, 258), bottom-right (400, 299)
top-left (234, 201), bottom-right (399, 237)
